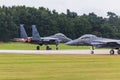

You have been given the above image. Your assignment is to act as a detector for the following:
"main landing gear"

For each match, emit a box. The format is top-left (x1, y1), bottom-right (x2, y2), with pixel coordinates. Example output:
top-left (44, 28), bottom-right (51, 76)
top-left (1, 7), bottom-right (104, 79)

top-left (36, 45), bottom-right (59, 50)
top-left (36, 46), bottom-right (40, 50)
top-left (110, 49), bottom-right (120, 55)
top-left (36, 45), bottom-right (52, 50)
top-left (46, 45), bottom-right (52, 50)
top-left (46, 44), bottom-right (59, 50)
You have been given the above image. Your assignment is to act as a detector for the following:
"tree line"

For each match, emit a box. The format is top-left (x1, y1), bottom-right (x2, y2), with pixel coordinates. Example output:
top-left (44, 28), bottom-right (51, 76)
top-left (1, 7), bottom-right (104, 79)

top-left (0, 6), bottom-right (120, 41)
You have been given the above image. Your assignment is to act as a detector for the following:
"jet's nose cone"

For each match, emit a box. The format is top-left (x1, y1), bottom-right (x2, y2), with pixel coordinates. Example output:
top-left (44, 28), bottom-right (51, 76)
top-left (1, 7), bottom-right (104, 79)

top-left (66, 38), bottom-right (72, 42)
top-left (60, 37), bottom-right (72, 43)
top-left (65, 41), bottom-right (74, 45)
top-left (65, 39), bottom-right (80, 46)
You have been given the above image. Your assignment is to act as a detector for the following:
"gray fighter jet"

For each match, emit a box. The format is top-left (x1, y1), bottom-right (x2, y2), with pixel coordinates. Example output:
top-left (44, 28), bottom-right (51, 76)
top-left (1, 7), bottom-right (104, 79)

top-left (13, 24), bottom-right (71, 50)
top-left (31, 25), bottom-right (72, 50)
top-left (66, 34), bottom-right (120, 55)
top-left (30, 25), bottom-right (59, 50)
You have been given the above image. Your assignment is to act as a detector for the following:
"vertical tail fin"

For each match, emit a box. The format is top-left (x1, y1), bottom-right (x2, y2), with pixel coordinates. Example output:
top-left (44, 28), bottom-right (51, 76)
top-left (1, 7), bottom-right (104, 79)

top-left (32, 25), bottom-right (41, 40)
top-left (20, 24), bottom-right (28, 38)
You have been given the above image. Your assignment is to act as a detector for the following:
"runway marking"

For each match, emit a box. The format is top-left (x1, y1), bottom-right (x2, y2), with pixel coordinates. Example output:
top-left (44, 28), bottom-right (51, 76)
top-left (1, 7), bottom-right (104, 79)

top-left (0, 50), bottom-right (114, 54)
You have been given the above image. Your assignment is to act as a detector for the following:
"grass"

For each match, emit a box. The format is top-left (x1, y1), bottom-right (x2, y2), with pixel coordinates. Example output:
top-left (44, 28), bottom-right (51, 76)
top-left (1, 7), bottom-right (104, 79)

top-left (0, 42), bottom-right (89, 50)
top-left (0, 42), bottom-right (37, 50)
top-left (0, 54), bottom-right (120, 80)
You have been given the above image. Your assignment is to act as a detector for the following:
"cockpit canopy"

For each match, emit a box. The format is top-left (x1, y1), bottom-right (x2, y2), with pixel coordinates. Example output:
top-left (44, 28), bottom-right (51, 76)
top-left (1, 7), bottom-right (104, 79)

top-left (79, 34), bottom-right (97, 39)
top-left (54, 33), bottom-right (66, 37)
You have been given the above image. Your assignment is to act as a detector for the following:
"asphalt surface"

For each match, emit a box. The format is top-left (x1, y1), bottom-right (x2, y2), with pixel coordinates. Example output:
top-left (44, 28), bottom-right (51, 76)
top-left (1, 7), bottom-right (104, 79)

top-left (0, 49), bottom-right (116, 55)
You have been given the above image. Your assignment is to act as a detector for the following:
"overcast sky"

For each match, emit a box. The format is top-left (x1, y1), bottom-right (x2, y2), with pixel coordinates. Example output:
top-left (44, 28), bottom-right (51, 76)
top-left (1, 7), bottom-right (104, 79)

top-left (0, 0), bottom-right (120, 17)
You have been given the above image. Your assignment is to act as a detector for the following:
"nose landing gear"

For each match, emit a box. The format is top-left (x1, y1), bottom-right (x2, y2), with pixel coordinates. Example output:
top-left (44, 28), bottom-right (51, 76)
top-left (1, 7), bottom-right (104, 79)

top-left (110, 49), bottom-right (114, 55)
top-left (91, 46), bottom-right (94, 54)
top-left (56, 45), bottom-right (58, 50)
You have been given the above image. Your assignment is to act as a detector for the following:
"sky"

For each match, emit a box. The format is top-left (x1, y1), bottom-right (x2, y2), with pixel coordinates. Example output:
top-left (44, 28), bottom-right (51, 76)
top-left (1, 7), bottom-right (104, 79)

top-left (0, 0), bottom-right (120, 17)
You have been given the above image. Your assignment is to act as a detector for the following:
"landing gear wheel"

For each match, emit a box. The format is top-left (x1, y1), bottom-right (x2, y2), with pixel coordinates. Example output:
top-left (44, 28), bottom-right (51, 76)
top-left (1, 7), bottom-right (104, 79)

top-left (56, 45), bottom-right (58, 50)
top-left (46, 46), bottom-right (52, 50)
top-left (110, 49), bottom-right (114, 55)
top-left (91, 51), bottom-right (94, 54)
top-left (46, 46), bottom-right (49, 50)
top-left (117, 50), bottom-right (120, 55)
top-left (56, 47), bottom-right (58, 50)
top-left (36, 46), bottom-right (40, 50)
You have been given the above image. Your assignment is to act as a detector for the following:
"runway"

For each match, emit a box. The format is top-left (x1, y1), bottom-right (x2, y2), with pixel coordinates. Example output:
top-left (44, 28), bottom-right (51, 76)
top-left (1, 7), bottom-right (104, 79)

top-left (0, 49), bottom-right (115, 54)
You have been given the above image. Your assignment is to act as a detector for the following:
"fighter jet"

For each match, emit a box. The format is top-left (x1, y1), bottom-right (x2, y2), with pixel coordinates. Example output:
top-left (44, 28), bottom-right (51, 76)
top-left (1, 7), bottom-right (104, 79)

top-left (29, 25), bottom-right (60, 50)
top-left (13, 24), bottom-right (71, 50)
top-left (30, 25), bottom-right (72, 50)
top-left (66, 34), bottom-right (120, 55)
